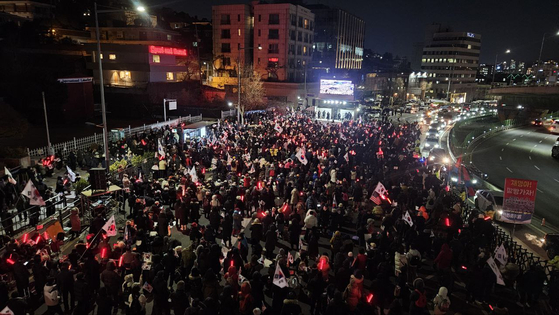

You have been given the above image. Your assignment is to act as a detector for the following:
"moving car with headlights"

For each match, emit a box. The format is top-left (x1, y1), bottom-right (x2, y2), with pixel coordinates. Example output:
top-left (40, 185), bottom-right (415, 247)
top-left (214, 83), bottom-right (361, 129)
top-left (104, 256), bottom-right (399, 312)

top-left (549, 121), bottom-right (559, 134)
top-left (474, 190), bottom-right (504, 220)
top-left (532, 118), bottom-right (543, 126)
top-left (427, 148), bottom-right (449, 165)
top-left (552, 137), bottom-right (559, 159)
top-left (424, 135), bottom-right (440, 149)
top-left (426, 128), bottom-right (441, 137)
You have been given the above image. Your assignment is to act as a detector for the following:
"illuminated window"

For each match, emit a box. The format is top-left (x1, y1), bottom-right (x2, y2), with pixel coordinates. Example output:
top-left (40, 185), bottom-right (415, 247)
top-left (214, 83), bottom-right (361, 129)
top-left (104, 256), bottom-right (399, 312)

top-left (304, 19), bottom-right (309, 29)
top-left (99, 53), bottom-right (103, 60)
top-left (119, 71), bottom-right (131, 79)
top-left (303, 46), bottom-right (307, 55)
top-left (152, 55), bottom-right (160, 63)
top-left (467, 45), bottom-right (472, 49)
top-left (166, 72), bottom-right (174, 81)
top-left (109, 54), bottom-right (116, 60)
top-left (167, 35), bottom-right (172, 41)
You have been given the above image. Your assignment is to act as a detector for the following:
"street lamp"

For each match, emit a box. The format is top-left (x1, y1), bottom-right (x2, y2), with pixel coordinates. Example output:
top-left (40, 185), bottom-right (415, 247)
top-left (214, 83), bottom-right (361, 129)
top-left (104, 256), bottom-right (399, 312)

top-left (94, 2), bottom-right (146, 170)
top-left (492, 49), bottom-right (511, 85)
top-left (538, 31), bottom-right (559, 65)
top-left (237, 45), bottom-right (262, 124)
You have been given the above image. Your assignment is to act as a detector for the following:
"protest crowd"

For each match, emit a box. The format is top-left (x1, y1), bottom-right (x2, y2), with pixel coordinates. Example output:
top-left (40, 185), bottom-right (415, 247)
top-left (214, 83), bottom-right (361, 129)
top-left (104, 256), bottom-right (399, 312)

top-left (0, 110), bottom-right (557, 315)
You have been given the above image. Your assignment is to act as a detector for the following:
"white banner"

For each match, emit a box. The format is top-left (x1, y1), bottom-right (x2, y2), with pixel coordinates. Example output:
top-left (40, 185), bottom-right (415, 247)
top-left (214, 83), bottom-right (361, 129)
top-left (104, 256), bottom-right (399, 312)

top-left (374, 182), bottom-right (388, 196)
top-left (296, 148), bottom-right (308, 165)
top-left (21, 180), bottom-right (45, 206)
top-left (403, 211), bottom-right (414, 226)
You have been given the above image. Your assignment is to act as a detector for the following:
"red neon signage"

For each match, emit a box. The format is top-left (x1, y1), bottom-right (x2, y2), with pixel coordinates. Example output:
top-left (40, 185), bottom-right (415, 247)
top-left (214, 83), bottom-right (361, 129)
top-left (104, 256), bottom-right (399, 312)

top-left (148, 45), bottom-right (187, 56)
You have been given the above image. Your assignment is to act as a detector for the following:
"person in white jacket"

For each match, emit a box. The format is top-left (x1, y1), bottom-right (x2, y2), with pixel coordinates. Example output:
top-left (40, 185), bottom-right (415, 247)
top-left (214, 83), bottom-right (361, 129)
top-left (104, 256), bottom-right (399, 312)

top-left (44, 277), bottom-right (64, 315)
top-left (304, 210), bottom-right (318, 241)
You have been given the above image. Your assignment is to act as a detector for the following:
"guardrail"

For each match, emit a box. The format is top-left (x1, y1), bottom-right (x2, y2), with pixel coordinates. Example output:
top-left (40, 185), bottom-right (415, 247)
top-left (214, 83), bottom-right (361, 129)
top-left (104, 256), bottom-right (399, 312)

top-left (27, 114), bottom-right (203, 159)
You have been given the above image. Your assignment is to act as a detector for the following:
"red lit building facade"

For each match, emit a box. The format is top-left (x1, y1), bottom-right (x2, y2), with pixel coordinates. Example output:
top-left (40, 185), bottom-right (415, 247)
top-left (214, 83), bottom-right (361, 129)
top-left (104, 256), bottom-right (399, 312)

top-left (212, 2), bottom-right (314, 83)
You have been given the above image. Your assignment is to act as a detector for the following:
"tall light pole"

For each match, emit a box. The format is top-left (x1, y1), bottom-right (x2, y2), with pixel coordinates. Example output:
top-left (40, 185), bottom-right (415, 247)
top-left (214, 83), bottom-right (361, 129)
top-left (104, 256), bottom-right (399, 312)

top-left (94, 3), bottom-right (145, 170)
top-left (237, 45), bottom-right (262, 124)
top-left (538, 31), bottom-right (559, 65)
top-left (492, 49), bottom-right (510, 86)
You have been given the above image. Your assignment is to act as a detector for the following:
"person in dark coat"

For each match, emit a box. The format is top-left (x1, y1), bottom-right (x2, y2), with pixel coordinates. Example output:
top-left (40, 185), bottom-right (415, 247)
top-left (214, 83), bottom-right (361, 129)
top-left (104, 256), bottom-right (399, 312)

top-left (32, 255), bottom-right (49, 297)
top-left (221, 211), bottom-right (234, 248)
top-left (265, 225), bottom-right (278, 259)
top-left (250, 219), bottom-right (264, 245)
top-left (288, 218), bottom-right (302, 250)
top-left (157, 212), bottom-right (168, 237)
top-left (100, 261), bottom-right (121, 311)
top-left (73, 273), bottom-right (89, 315)
top-left (219, 285), bottom-right (235, 315)
top-left (55, 262), bottom-right (74, 313)
top-left (152, 270), bottom-right (170, 315)
top-left (170, 280), bottom-right (189, 315)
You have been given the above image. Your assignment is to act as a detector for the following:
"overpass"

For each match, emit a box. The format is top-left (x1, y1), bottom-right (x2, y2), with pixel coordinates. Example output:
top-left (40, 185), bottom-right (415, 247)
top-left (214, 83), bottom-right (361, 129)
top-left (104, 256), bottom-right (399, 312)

top-left (489, 85), bottom-right (559, 111)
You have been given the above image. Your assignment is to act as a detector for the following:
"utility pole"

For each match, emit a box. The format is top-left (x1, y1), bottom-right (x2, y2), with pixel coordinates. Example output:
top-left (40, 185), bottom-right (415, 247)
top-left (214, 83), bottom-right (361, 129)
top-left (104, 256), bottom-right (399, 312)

top-left (42, 91), bottom-right (52, 155)
top-left (237, 49), bottom-right (242, 124)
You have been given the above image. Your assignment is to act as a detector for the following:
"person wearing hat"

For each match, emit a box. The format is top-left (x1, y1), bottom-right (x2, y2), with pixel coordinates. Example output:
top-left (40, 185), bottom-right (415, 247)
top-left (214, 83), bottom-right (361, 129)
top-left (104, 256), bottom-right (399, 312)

top-left (280, 291), bottom-right (302, 315)
top-left (343, 270), bottom-right (364, 311)
top-left (249, 218), bottom-right (263, 245)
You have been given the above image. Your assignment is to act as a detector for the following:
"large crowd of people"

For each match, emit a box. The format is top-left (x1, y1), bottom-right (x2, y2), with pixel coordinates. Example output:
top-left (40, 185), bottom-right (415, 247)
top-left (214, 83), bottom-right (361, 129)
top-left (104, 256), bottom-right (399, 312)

top-left (0, 110), bottom-right (555, 315)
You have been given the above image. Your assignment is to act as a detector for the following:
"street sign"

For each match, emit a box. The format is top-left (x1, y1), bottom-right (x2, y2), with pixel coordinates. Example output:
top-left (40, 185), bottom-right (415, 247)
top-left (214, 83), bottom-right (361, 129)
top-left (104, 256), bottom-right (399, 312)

top-left (502, 178), bottom-right (537, 224)
top-left (168, 100), bottom-right (177, 110)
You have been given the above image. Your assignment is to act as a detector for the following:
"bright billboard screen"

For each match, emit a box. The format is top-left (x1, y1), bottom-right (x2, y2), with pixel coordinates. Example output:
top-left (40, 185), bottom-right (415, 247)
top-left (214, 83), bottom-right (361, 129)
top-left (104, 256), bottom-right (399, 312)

top-left (320, 79), bottom-right (354, 96)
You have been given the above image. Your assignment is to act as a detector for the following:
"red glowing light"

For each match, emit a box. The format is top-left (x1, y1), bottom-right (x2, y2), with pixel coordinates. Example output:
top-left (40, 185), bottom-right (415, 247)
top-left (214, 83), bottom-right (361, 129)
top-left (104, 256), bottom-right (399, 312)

top-left (141, 139), bottom-right (147, 146)
top-left (461, 265), bottom-right (467, 270)
top-left (35, 236), bottom-right (41, 244)
top-left (22, 234), bottom-right (28, 243)
top-left (318, 258), bottom-right (325, 271)
top-left (489, 305), bottom-right (493, 311)
top-left (6, 259), bottom-right (15, 265)
top-left (44, 232), bottom-right (49, 240)
top-left (119, 255), bottom-right (124, 267)
top-left (445, 218), bottom-right (450, 227)
top-left (484, 216), bottom-right (491, 221)
top-left (367, 293), bottom-right (374, 303)
top-left (101, 248), bottom-right (107, 258)
top-left (149, 45), bottom-right (187, 56)
top-left (230, 260), bottom-right (234, 267)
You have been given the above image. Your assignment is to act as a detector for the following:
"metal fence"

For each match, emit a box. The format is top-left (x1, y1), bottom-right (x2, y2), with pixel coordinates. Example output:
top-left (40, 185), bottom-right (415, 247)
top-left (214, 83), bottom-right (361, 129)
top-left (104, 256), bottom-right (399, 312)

top-left (460, 202), bottom-right (556, 282)
top-left (27, 114), bottom-right (203, 159)
top-left (0, 192), bottom-right (82, 238)
top-left (221, 109), bottom-right (237, 120)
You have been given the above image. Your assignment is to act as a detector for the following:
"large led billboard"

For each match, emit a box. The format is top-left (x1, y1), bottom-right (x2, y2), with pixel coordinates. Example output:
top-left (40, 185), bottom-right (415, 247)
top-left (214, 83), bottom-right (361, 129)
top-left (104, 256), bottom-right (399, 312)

top-left (320, 79), bottom-right (354, 96)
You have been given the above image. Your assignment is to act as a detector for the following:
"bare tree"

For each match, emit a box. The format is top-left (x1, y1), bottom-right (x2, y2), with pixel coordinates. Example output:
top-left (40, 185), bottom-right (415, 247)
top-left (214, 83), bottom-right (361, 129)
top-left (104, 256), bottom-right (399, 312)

top-left (419, 80), bottom-right (432, 100)
top-left (239, 67), bottom-right (266, 124)
top-left (176, 55), bottom-right (200, 81)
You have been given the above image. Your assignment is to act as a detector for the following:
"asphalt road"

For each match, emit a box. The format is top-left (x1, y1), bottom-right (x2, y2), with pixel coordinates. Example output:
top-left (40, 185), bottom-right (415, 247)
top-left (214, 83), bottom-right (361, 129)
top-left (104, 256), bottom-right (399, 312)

top-left (470, 126), bottom-right (559, 256)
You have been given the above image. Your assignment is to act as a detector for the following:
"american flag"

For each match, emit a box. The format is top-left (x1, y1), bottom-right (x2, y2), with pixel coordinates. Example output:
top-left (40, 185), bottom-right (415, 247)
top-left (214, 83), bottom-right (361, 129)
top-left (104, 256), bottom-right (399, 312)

top-left (370, 191), bottom-right (381, 205)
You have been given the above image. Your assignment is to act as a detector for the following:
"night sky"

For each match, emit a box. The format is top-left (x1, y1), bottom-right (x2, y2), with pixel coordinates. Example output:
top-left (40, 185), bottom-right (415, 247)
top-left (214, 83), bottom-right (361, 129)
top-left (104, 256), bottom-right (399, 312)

top-left (150, 0), bottom-right (559, 64)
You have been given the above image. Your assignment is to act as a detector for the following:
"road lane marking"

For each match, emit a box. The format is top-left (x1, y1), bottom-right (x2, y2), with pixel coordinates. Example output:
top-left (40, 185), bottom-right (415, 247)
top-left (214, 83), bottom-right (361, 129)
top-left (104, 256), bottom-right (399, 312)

top-left (506, 142), bottom-right (509, 145)
top-left (529, 156), bottom-right (532, 160)
top-left (506, 167), bottom-right (513, 173)
top-left (537, 188), bottom-right (544, 193)
top-left (534, 145), bottom-right (538, 147)
top-left (520, 135), bottom-right (524, 137)
top-left (502, 148), bottom-right (505, 152)
top-left (513, 138), bottom-right (516, 141)
top-left (530, 149), bottom-right (533, 153)
top-left (499, 156), bottom-right (502, 160)
top-left (545, 136), bottom-right (550, 139)
top-left (534, 165), bottom-right (540, 170)
top-left (539, 140), bottom-right (543, 143)
top-left (555, 179), bottom-right (559, 183)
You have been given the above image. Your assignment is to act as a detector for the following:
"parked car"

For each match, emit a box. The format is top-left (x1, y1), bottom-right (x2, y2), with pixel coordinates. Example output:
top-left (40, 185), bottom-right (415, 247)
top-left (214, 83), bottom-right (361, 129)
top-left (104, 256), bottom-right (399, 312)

top-left (549, 121), bottom-right (559, 134)
top-left (544, 234), bottom-right (559, 259)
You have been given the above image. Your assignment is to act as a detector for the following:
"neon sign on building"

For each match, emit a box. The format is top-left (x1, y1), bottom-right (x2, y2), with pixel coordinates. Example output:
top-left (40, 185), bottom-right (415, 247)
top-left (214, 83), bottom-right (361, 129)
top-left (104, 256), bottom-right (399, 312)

top-left (148, 45), bottom-right (187, 56)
